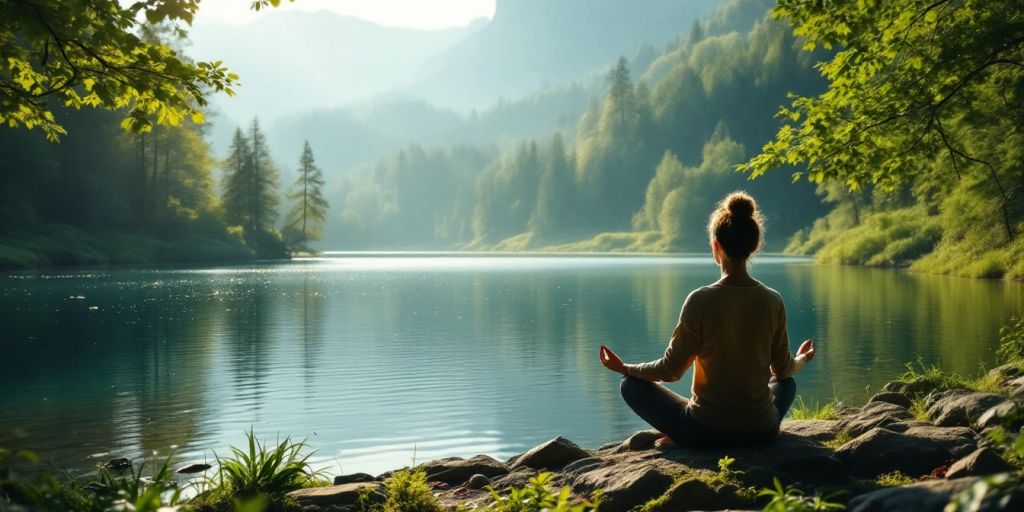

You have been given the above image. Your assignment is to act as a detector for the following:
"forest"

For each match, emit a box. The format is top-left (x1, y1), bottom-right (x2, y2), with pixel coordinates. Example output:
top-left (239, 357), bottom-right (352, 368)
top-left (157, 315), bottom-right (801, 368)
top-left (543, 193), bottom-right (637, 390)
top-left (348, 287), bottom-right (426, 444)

top-left (1, 0), bottom-right (1021, 279)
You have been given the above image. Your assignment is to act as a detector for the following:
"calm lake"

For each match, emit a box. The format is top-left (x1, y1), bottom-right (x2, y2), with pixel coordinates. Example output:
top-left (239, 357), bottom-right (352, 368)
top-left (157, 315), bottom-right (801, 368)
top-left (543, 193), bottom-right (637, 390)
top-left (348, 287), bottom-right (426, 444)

top-left (2, 254), bottom-right (1022, 476)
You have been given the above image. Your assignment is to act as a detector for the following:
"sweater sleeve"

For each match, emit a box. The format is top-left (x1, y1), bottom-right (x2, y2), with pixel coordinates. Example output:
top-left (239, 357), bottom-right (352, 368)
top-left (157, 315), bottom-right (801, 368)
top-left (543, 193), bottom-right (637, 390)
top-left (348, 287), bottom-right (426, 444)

top-left (770, 300), bottom-right (796, 379)
top-left (624, 292), bottom-right (701, 382)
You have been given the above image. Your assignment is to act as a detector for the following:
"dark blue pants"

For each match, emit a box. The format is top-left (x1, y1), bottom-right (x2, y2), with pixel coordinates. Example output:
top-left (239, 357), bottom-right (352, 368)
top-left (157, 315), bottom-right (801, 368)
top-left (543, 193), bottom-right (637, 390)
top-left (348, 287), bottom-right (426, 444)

top-left (620, 375), bottom-right (797, 446)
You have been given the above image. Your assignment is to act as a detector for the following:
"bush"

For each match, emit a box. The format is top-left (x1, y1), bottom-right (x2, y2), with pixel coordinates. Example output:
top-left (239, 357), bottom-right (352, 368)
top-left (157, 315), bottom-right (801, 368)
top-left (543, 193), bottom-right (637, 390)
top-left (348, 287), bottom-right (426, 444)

top-left (485, 472), bottom-right (599, 512)
top-left (372, 468), bottom-right (443, 512)
top-left (997, 317), bottom-right (1024, 366)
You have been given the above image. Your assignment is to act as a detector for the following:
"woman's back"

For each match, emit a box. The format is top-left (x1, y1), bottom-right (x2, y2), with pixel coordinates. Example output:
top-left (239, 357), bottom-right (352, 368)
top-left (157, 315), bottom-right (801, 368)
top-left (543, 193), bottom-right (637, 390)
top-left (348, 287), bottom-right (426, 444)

top-left (685, 282), bottom-right (791, 432)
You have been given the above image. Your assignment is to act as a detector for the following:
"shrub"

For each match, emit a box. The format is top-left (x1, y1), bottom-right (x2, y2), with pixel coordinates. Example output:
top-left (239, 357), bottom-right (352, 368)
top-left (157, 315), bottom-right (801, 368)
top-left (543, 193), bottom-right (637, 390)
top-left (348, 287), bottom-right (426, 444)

top-left (485, 472), bottom-right (599, 512)
top-left (997, 317), bottom-right (1024, 366)
top-left (202, 429), bottom-right (325, 503)
top-left (372, 468), bottom-right (443, 512)
top-left (759, 478), bottom-right (845, 511)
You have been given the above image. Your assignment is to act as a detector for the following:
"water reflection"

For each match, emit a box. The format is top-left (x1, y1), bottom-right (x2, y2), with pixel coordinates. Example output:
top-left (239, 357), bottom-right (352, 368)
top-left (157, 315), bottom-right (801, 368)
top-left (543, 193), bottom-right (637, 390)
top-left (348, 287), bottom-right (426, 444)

top-left (1, 256), bottom-right (1021, 475)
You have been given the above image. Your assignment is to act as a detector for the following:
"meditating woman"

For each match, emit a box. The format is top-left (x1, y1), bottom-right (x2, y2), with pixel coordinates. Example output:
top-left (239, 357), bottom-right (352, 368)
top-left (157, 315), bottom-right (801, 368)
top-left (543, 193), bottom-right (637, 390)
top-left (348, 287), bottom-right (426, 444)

top-left (599, 191), bottom-right (816, 447)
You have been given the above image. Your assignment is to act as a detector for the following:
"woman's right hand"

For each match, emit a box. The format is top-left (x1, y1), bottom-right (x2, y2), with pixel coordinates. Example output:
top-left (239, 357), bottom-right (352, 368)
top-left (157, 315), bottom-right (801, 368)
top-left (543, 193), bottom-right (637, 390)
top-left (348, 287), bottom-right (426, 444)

top-left (600, 344), bottom-right (628, 375)
top-left (796, 339), bottom-right (816, 361)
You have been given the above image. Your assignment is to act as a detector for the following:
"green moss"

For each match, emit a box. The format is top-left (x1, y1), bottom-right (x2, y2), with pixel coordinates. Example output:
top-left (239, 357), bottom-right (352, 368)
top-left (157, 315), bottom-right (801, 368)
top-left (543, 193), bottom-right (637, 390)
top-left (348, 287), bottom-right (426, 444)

top-left (823, 430), bottom-right (853, 450)
top-left (875, 471), bottom-right (914, 487)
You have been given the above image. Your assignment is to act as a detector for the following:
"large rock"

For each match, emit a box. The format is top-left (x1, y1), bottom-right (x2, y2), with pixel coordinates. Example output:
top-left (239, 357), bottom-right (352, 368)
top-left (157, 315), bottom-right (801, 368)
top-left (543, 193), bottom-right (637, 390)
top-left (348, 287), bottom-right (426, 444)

top-left (883, 378), bottom-right (939, 397)
top-left (927, 392), bottom-right (1006, 427)
top-left (986, 363), bottom-right (1023, 387)
top-left (836, 425), bottom-right (976, 477)
top-left (510, 436), bottom-right (591, 471)
top-left (571, 465), bottom-right (674, 512)
top-left (420, 454), bottom-right (508, 485)
top-left (977, 399), bottom-right (1023, 430)
top-left (945, 447), bottom-right (1012, 479)
top-left (781, 420), bottom-right (843, 441)
top-left (286, 482), bottom-right (384, 508)
top-left (868, 392), bottom-right (913, 409)
top-left (659, 433), bottom-right (847, 486)
top-left (849, 476), bottom-right (1024, 512)
top-left (836, 401), bottom-right (913, 437)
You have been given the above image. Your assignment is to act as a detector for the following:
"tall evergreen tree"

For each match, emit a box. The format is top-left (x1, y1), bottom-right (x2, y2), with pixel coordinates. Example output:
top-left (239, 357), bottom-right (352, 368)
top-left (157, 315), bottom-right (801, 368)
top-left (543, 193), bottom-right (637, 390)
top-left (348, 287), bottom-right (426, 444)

top-left (247, 118), bottom-right (279, 234)
top-left (284, 141), bottom-right (329, 250)
top-left (222, 127), bottom-right (252, 228)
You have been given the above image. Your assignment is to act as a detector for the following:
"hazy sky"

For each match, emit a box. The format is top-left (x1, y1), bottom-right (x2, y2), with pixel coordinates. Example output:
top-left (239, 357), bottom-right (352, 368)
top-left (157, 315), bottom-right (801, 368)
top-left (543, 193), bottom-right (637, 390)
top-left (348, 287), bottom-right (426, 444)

top-left (194, 0), bottom-right (497, 29)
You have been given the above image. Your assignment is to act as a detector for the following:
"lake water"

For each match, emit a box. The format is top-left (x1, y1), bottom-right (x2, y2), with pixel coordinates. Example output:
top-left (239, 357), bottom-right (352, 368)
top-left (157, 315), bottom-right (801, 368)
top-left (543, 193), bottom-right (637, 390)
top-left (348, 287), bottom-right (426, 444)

top-left (2, 254), bottom-right (1022, 476)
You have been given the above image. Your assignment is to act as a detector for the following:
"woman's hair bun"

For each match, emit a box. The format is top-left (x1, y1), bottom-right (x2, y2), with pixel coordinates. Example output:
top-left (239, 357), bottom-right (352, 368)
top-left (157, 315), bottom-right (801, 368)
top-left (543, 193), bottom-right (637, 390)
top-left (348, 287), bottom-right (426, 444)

top-left (725, 192), bottom-right (756, 219)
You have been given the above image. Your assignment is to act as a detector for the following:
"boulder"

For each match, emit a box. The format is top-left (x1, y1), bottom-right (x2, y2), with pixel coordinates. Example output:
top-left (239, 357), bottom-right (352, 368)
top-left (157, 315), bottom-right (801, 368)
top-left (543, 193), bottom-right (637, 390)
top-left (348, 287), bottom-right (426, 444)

top-left (882, 378), bottom-right (939, 397)
top-left (849, 476), bottom-right (1024, 512)
top-left (835, 402), bottom-right (912, 437)
top-left (287, 482), bottom-right (383, 508)
top-left (835, 425), bottom-right (976, 477)
top-left (945, 447), bottom-right (1012, 479)
top-left (986, 363), bottom-right (1023, 387)
top-left (654, 478), bottom-right (756, 511)
top-left (332, 473), bottom-right (375, 485)
top-left (977, 399), bottom-right (1023, 430)
top-left (781, 420), bottom-right (843, 441)
top-left (927, 392), bottom-right (1006, 427)
top-left (571, 465), bottom-right (674, 512)
top-left (419, 455), bottom-right (507, 485)
top-left (659, 433), bottom-right (847, 486)
top-left (510, 436), bottom-right (591, 471)
top-left (868, 392), bottom-right (913, 409)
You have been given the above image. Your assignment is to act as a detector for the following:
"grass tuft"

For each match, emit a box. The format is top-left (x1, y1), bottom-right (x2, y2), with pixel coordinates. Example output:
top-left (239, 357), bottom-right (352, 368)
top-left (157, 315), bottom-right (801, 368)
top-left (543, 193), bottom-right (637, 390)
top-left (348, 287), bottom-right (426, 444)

top-left (789, 396), bottom-right (843, 421)
top-left (824, 430), bottom-right (853, 450)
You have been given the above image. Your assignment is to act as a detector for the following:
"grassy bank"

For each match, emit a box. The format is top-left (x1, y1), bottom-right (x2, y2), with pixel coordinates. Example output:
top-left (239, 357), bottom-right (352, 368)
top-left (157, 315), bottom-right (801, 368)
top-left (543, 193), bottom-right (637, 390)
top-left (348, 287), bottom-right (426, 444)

top-left (0, 224), bottom-right (288, 270)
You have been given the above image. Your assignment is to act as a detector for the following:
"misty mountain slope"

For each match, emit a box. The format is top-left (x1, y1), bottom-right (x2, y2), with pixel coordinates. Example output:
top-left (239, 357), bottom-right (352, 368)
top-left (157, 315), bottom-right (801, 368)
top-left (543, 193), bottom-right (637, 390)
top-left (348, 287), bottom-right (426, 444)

top-left (410, 0), bottom-right (722, 109)
top-left (188, 11), bottom-right (484, 122)
top-left (265, 82), bottom-right (593, 179)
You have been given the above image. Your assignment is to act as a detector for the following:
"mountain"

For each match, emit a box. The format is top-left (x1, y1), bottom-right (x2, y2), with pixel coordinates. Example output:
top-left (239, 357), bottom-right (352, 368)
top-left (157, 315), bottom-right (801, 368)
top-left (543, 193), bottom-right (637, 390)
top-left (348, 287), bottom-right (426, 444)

top-left (409, 0), bottom-right (723, 109)
top-left (187, 11), bottom-right (485, 122)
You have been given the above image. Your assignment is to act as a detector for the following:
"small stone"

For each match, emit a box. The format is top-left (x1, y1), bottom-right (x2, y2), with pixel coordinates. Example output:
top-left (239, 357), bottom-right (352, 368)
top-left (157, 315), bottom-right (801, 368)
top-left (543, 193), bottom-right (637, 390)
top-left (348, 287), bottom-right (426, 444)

top-left (614, 429), bottom-right (662, 452)
top-left (510, 436), bottom-right (591, 471)
top-left (945, 447), bottom-right (1012, 479)
top-left (104, 458), bottom-right (132, 472)
top-left (868, 392), bottom-right (912, 409)
top-left (466, 474), bottom-right (491, 490)
top-left (174, 463), bottom-right (211, 475)
top-left (333, 473), bottom-right (375, 485)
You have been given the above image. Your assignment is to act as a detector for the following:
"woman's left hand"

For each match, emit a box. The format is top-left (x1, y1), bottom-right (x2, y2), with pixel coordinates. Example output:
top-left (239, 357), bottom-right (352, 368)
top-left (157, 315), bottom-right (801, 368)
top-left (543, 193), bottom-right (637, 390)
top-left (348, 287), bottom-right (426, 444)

top-left (600, 344), bottom-right (628, 375)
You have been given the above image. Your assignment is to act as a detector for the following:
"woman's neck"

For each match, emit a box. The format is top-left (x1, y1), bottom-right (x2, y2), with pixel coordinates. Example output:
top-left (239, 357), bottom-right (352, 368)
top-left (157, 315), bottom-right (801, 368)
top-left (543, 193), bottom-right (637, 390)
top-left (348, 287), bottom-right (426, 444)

top-left (717, 258), bottom-right (757, 286)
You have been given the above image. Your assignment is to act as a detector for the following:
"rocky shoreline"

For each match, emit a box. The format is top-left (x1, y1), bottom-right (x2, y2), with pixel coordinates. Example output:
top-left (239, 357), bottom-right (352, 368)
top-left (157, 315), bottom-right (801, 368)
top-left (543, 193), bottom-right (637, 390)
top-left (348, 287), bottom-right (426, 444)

top-left (282, 364), bottom-right (1024, 512)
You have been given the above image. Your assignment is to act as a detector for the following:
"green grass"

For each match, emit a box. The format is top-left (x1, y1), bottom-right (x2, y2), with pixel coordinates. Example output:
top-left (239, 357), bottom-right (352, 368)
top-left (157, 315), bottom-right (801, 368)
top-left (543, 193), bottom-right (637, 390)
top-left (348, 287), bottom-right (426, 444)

top-left (199, 429), bottom-right (326, 507)
top-left (897, 360), bottom-right (1004, 394)
top-left (635, 457), bottom-right (756, 512)
top-left (789, 396), bottom-right (843, 421)
top-left (909, 396), bottom-right (932, 423)
top-left (875, 471), bottom-right (914, 487)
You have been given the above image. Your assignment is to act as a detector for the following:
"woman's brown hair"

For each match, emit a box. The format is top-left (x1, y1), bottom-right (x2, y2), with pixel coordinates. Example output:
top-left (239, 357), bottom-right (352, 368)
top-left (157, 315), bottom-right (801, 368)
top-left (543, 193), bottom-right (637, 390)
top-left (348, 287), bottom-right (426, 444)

top-left (707, 191), bottom-right (764, 261)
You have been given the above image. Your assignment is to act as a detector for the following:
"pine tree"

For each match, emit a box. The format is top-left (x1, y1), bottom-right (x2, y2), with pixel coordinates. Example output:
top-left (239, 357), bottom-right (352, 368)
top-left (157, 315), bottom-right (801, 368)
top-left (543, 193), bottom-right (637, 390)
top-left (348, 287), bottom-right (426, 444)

top-left (222, 127), bottom-right (252, 228)
top-left (247, 118), bottom-right (279, 234)
top-left (607, 57), bottom-right (633, 132)
top-left (284, 141), bottom-right (329, 250)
